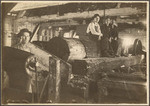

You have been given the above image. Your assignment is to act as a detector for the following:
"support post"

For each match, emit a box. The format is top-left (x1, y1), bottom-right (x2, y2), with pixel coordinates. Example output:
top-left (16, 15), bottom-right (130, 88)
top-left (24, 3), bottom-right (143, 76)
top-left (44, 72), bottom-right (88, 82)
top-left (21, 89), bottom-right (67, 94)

top-left (48, 57), bottom-right (61, 103)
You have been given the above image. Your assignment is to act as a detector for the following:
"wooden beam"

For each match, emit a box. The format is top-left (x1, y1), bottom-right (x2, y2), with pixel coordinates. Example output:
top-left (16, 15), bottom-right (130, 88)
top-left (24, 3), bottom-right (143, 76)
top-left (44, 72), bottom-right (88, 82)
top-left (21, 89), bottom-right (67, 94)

top-left (15, 7), bottom-right (141, 23)
top-left (17, 10), bottom-right (26, 18)
top-left (11, 2), bottom-right (69, 12)
top-left (116, 3), bottom-right (121, 8)
top-left (48, 57), bottom-right (56, 102)
top-left (48, 56), bottom-right (71, 103)
top-left (55, 60), bottom-right (61, 102)
top-left (30, 24), bottom-right (40, 42)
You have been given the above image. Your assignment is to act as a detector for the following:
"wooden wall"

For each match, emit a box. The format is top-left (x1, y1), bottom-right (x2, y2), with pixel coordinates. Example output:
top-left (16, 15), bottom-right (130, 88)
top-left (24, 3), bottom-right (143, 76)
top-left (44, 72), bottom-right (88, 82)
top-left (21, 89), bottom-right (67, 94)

top-left (3, 16), bottom-right (14, 46)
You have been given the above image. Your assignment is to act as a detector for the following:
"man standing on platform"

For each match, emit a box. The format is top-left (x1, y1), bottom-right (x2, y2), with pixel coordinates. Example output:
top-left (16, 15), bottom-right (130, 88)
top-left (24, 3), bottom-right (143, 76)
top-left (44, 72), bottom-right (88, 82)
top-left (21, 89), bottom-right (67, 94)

top-left (86, 14), bottom-right (103, 56)
top-left (101, 17), bottom-right (114, 57)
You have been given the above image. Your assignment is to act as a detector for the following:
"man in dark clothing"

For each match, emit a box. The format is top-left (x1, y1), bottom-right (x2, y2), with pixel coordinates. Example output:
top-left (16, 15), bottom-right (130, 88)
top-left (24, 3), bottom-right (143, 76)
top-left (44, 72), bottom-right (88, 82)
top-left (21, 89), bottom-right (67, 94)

top-left (101, 17), bottom-right (114, 57)
top-left (110, 19), bottom-right (119, 55)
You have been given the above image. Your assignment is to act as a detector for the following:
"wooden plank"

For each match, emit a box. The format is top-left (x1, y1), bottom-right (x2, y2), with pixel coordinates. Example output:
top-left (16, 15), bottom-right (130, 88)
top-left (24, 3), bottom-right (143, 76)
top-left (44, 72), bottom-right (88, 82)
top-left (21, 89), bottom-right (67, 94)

top-left (27, 43), bottom-right (51, 71)
top-left (35, 58), bottom-right (39, 102)
top-left (48, 57), bottom-right (56, 102)
top-left (67, 63), bottom-right (72, 84)
top-left (30, 24), bottom-right (40, 42)
top-left (48, 57), bottom-right (62, 103)
top-left (83, 83), bottom-right (89, 102)
top-left (55, 60), bottom-right (61, 102)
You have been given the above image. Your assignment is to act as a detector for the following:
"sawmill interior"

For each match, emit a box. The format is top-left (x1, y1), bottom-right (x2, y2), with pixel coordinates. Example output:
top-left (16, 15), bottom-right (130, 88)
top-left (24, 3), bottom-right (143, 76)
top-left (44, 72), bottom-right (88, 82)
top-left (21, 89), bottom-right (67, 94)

top-left (1, 1), bottom-right (148, 104)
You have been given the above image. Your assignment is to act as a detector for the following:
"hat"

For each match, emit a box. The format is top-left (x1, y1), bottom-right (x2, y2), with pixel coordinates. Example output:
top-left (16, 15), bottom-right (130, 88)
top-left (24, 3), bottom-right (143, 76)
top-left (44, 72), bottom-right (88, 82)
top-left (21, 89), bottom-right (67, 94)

top-left (17, 28), bottom-right (32, 38)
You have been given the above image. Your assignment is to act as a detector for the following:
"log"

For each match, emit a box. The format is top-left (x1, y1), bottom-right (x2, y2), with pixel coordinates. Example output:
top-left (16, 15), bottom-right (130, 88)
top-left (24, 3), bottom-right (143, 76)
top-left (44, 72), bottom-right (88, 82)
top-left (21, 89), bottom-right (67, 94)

top-left (33, 37), bottom-right (99, 62)
top-left (15, 7), bottom-right (141, 23)
top-left (42, 37), bottom-right (87, 61)
top-left (72, 56), bottom-right (142, 79)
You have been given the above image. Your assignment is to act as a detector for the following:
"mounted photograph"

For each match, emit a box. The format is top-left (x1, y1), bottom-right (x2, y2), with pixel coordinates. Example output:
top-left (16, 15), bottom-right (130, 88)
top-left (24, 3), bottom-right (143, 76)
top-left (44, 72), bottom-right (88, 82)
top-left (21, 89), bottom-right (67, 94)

top-left (1, 1), bottom-right (149, 105)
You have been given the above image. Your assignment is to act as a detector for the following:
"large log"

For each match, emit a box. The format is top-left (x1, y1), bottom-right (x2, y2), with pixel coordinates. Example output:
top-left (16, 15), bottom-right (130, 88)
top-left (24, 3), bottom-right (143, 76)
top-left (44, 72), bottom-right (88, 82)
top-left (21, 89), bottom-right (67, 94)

top-left (46, 37), bottom-right (86, 61)
top-left (33, 37), bottom-right (99, 62)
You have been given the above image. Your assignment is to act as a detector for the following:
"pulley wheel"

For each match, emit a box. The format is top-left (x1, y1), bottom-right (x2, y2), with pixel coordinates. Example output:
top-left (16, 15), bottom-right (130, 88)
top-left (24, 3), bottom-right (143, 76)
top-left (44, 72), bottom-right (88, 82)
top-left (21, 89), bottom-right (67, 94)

top-left (132, 39), bottom-right (143, 55)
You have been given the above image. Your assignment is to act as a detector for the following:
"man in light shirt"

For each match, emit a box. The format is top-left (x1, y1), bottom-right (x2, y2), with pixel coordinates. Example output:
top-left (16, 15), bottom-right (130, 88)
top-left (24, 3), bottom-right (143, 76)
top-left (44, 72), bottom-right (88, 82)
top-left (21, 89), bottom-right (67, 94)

top-left (86, 14), bottom-right (103, 56)
top-left (86, 14), bottom-right (103, 40)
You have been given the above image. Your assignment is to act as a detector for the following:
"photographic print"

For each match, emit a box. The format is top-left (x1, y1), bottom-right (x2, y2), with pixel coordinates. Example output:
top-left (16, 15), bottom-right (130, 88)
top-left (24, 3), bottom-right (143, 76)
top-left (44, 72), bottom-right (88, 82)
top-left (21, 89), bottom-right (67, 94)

top-left (1, 1), bottom-right (149, 105)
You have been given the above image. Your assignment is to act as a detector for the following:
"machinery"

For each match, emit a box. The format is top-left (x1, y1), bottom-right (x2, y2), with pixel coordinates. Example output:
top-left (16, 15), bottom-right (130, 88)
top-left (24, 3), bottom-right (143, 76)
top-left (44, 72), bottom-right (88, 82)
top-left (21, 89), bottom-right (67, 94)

top-left (32, 36), bottom-right (146, 103)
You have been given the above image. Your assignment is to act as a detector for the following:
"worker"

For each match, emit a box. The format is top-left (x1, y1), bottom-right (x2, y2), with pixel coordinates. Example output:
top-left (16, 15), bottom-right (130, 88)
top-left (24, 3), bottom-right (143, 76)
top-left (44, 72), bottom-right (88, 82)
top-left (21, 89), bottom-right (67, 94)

top-left (13, 29), bottom-right (48, 95)
top-left (13, 28), bottom-right (32, 92)
top-left (13, 29), bottom-right (35, 93)
top-left (13, 28), bottom-right (32, 52)
top-left (86, 14), bottom-right (103, 56)
top-left (110, 18), bottom-right (119, 56)
top-left (54, 27), bottom-right (63, 37)
top-left (101, 17), bottom-right (114, 57)
top-left (63, 26), bottom-right (79, 38)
